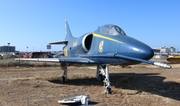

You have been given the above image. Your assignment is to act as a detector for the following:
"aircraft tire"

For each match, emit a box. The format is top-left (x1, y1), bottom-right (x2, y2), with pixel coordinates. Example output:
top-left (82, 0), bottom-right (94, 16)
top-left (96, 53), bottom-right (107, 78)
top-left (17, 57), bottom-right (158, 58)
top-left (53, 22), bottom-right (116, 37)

top-left (98, 74), bottom-right (105, 82)
top-left (106, 87), bottom-right (111, 94)
top-left (61, 76), bottom-right (66, 84)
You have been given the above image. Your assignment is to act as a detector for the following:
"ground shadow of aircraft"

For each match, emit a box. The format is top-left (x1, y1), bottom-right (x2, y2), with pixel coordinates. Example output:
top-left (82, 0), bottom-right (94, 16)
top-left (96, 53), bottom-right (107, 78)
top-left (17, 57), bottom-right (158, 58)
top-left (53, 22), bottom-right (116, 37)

top-left (48, 72), bottom-right (180, 101)
top-left (15, 20), bottom-right (171, 94)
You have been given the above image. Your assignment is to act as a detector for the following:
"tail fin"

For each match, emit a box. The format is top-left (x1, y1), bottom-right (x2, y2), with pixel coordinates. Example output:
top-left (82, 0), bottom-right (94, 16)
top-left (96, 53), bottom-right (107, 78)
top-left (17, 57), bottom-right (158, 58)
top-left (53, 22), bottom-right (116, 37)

top-left (65, 20), bottom-right (74, 41)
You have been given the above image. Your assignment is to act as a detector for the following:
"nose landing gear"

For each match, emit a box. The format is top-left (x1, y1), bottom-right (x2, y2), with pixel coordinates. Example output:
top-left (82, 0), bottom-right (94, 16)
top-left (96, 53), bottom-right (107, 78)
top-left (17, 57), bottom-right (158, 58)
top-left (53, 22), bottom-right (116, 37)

top-left (96, 64), bottom-right (111, 94)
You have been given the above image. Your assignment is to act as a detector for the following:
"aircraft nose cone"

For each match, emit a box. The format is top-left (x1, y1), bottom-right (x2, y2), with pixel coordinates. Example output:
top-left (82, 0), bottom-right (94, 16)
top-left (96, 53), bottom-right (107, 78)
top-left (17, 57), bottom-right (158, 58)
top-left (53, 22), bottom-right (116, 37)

top-left (138, 45), bottom-right (154, 60)
top-left (119, 36), bottom-right (154, 60)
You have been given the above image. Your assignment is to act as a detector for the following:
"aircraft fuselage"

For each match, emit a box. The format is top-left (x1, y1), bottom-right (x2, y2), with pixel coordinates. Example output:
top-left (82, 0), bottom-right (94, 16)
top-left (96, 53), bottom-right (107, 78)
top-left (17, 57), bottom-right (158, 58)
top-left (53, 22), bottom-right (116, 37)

top-left (62, 31), bottom-right (154, 65)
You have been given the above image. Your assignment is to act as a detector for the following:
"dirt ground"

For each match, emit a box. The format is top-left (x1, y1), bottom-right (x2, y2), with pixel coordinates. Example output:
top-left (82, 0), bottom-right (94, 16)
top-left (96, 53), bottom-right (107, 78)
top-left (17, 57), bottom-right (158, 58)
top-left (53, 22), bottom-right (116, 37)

top-left (0, 64), bottom-right (180, 106)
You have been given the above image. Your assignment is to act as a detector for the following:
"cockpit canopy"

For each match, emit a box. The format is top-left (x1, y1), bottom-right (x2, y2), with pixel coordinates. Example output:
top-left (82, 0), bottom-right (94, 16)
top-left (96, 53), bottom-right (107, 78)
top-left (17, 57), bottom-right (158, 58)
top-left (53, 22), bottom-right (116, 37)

top-left (99, 24), bottom-right (126, 36)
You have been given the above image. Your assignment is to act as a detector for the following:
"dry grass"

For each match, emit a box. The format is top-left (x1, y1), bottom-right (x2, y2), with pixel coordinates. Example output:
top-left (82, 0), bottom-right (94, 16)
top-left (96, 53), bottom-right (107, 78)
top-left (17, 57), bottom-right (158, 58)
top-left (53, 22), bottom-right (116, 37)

top-left (1, 65), bottom-right (180, 106)
top-left (0, 60), bottom-right (59, 67)
top-left (0, 61), bottom-right (19, 67)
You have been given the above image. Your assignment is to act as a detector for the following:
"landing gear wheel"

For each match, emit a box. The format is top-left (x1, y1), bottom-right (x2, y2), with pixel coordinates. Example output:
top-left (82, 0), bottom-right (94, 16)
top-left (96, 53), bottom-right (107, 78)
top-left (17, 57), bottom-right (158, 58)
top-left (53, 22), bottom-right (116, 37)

top-left (61, 76), bottom-right (66, 83)
top-left (98, 74), bottom-right (105, 82)
top-left (105, 86), bottom-right (111, 94)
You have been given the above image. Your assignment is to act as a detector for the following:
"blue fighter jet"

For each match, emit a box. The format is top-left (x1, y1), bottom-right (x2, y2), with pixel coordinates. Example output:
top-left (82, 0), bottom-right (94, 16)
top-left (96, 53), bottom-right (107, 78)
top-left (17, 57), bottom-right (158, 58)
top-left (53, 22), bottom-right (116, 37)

top-left (15, 20), bottom-right (171, 94)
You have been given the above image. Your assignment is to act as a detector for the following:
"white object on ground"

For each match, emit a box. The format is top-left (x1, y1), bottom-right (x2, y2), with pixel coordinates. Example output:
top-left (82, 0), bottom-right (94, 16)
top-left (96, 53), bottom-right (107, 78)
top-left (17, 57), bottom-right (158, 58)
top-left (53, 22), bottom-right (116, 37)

top-left (58, 95), bottom-right (90, 105)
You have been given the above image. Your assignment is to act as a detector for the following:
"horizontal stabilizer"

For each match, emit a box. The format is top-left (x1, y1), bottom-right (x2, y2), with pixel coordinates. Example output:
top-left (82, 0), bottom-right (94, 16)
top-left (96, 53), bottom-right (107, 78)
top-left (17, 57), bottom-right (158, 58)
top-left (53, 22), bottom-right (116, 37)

top-left (49, 41), bottom-right (68, 45)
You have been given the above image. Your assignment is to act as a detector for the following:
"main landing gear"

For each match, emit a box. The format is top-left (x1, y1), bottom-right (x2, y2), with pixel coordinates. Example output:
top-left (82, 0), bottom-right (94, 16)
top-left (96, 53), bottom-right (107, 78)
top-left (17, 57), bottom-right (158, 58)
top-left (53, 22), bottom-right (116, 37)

top-left (96, 64), bottom-right (111, 94)
top-left (60, 63), bottom-right (112, 94)
top-left (61, 63), bottom-right (67, 83)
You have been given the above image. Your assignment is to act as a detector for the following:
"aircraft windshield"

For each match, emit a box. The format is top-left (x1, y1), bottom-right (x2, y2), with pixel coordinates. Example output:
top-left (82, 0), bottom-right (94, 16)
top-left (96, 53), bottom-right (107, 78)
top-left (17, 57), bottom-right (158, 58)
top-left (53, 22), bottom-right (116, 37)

top-left (99, 24), bottom-right (126, 36)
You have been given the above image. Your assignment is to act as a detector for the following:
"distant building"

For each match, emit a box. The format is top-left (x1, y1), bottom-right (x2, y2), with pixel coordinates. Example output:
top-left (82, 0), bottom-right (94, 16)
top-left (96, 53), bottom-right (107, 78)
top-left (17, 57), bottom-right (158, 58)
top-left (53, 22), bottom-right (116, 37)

top-left (153, 46), bottom-right (179, 58)
top-left (169, 47), bottom-right (176, 53)
top-left (0, 46), bottom-right (16, 52)
top-left (154, 46), bottom-right (176, 54)
top-left (160, 46), bottom-right (169, 54)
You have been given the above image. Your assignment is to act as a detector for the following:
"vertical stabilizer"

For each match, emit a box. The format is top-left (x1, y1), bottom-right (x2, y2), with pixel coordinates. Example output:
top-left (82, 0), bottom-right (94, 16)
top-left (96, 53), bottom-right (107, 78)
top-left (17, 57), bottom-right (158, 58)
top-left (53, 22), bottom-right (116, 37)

top-left (65, 20), bottom-right (74, 41)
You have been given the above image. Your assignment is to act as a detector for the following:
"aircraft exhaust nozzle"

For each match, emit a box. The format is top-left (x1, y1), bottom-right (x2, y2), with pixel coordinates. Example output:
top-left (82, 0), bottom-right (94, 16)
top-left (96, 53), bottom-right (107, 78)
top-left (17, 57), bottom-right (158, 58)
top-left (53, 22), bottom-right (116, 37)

top-left (154, 62), bottom-right (172, 69)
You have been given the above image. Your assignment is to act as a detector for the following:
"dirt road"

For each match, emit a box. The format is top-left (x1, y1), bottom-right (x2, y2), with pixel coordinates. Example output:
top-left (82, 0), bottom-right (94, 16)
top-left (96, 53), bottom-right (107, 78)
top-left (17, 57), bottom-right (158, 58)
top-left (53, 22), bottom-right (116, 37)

top-left (0, 64), bottom-right (180, 106)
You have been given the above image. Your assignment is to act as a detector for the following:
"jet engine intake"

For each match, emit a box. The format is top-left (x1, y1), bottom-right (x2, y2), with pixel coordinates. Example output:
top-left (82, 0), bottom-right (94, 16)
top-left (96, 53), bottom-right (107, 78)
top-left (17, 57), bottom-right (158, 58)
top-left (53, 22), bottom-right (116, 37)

top-left (82, 33), bottom-right (93, 52)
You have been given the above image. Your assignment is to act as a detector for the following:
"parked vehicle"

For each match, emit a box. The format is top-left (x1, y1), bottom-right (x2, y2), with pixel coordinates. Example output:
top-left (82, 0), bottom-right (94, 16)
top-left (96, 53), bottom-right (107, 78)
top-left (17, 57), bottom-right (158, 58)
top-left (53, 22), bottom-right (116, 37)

top-left (23, 52), bottom-right (52, 58)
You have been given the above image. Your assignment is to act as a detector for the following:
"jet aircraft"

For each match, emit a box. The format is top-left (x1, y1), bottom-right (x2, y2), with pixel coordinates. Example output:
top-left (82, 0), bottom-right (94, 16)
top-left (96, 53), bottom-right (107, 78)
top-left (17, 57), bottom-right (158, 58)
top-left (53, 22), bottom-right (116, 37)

top-left (15, 20), bottom-right (171, 94)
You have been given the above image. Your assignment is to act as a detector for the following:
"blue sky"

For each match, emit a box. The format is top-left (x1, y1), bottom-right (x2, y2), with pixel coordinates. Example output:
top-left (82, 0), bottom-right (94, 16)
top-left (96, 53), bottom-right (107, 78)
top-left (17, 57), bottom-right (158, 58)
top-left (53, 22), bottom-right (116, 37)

top-left (0, 0), bottom-right (180, 52)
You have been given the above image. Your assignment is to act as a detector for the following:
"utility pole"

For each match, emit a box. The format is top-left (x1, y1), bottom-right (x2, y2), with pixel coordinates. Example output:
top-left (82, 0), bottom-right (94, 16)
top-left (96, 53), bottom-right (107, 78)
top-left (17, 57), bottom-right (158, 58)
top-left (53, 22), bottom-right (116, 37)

top-left (27, 46), bottom-right (28, 52)
top-left (7, 43), bottom-right (10, 52)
